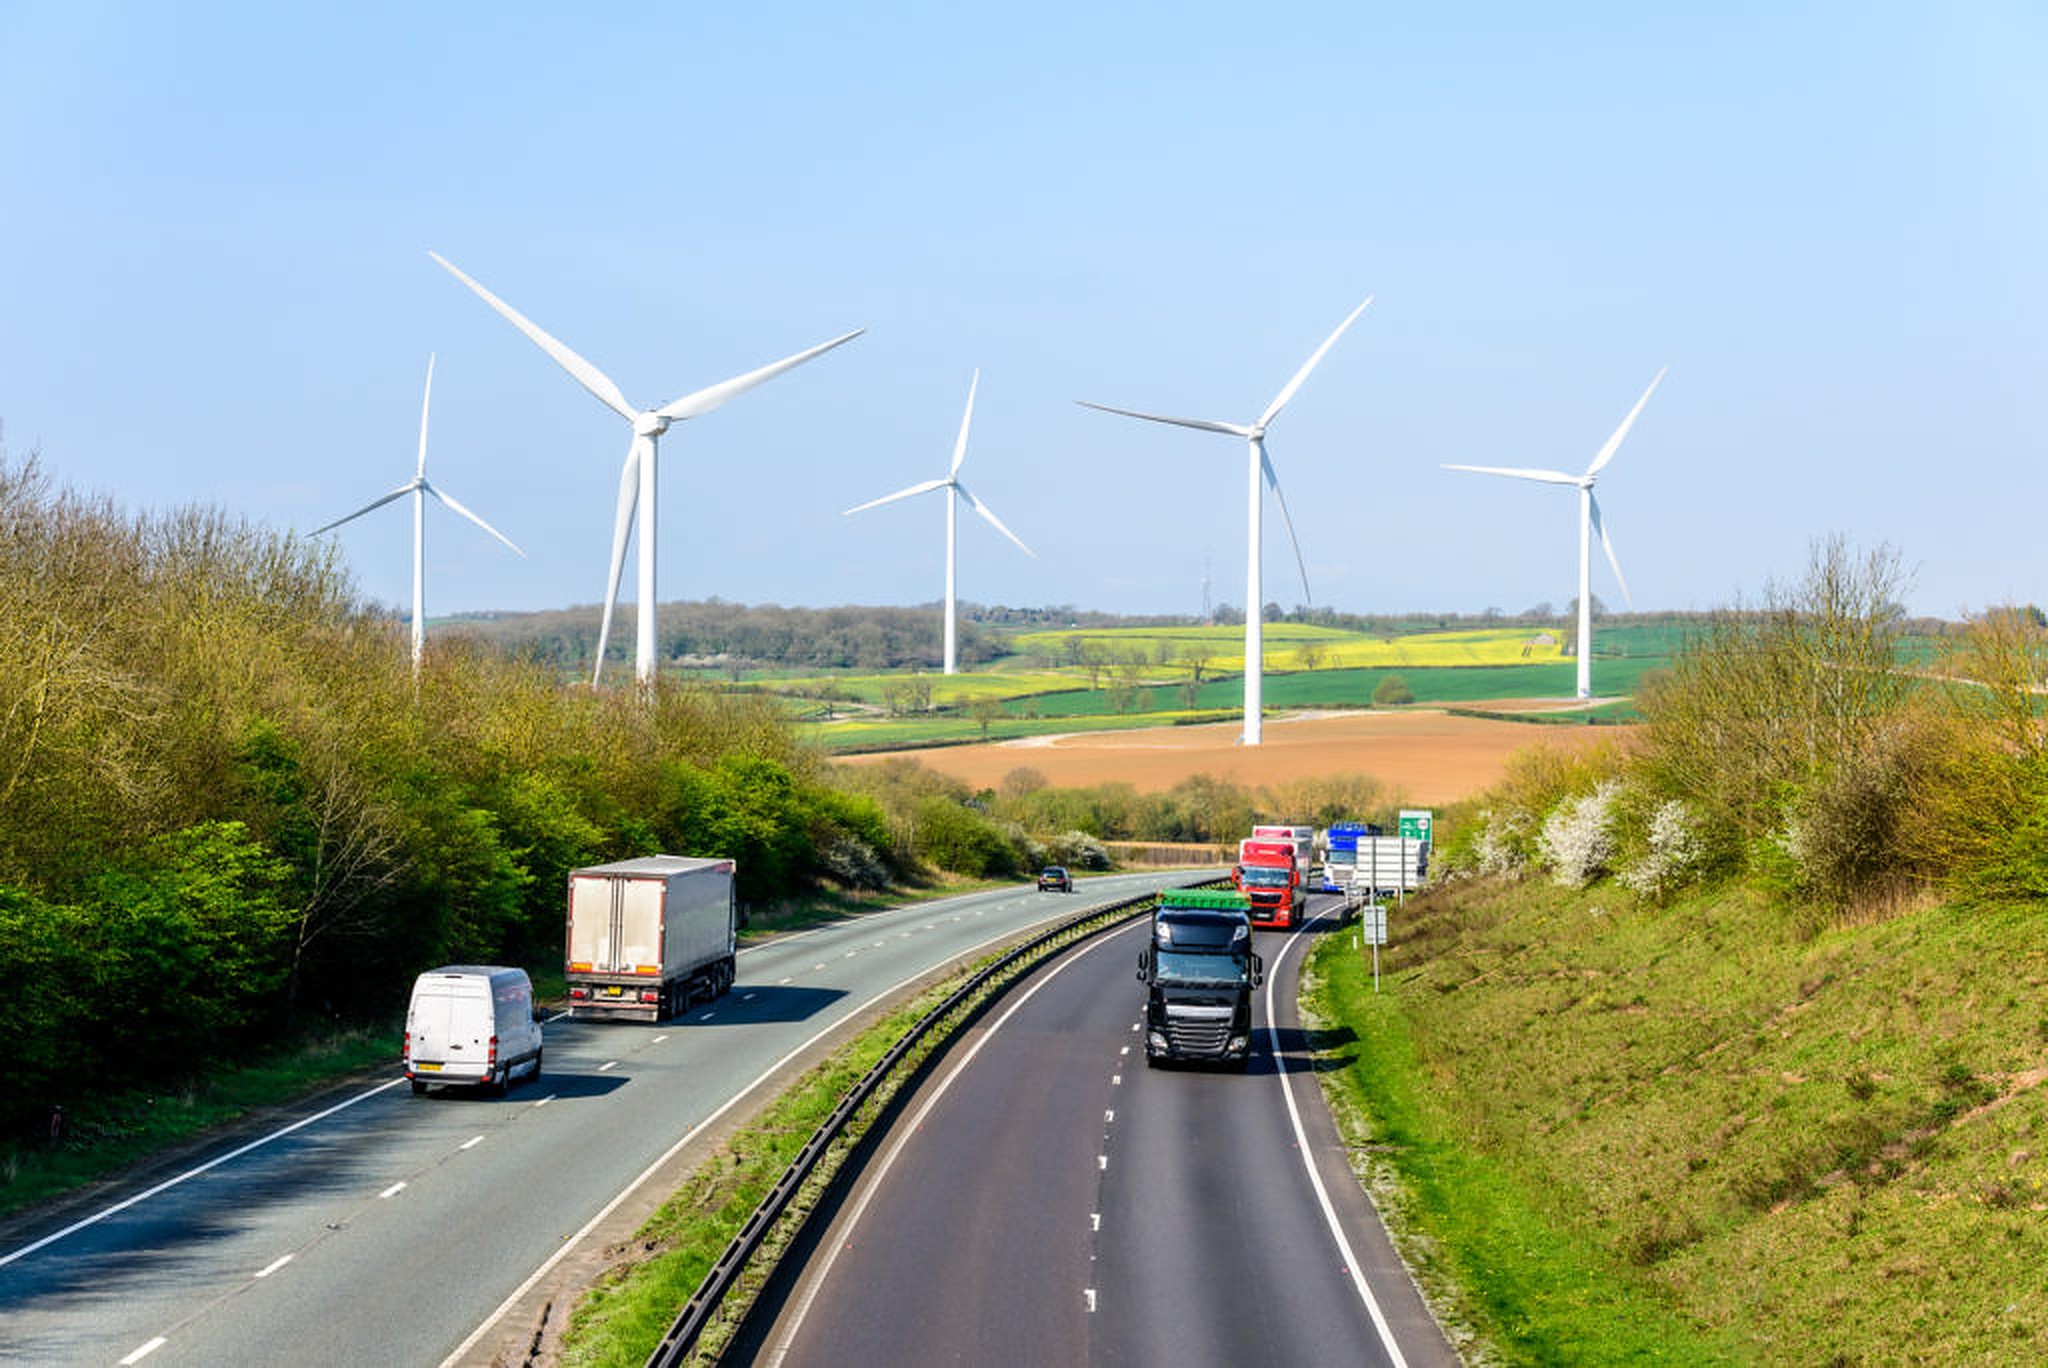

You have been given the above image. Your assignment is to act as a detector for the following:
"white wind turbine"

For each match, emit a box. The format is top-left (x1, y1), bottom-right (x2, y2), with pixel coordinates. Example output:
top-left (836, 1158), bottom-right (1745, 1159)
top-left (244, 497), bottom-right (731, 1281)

top-left (843, 370), bottom-right (1035, 675)
top-left (1443, 368), bottom-right (1667, 700)
top-left (1080, 295), bottom-right (1373, 746)
top-left (311, 353), bottom-right (524, 669)
top-left (430, 252), bottom-right (862, 687)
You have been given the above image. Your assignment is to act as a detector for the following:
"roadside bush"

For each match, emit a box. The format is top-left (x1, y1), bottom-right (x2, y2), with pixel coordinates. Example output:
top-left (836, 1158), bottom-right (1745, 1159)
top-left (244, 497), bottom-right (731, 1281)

top-left (911, 796), bottom-right (1022, 877)
top-left (1537, 781), bottom-right (1621, 887)
top-left (1619, 798), bottom-right (1705, 901)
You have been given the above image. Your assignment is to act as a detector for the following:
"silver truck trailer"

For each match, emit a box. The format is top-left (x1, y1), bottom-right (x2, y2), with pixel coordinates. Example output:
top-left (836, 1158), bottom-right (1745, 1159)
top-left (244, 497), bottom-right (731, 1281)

top-left (565, 855), bottom-right (737, 1021)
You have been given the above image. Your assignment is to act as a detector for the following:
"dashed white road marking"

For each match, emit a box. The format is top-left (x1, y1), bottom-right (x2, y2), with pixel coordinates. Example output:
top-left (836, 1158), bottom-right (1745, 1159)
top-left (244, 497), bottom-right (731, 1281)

top-left (255, 1254), bottom-right (292, 1278)
top-left (1119, 1045), bottom-right (1129, 1056)
top-left (598, 1061), bottom-right (618, 1072)
top-left (1091, 1212), bottom-right (1101, 1231)
top-left (1104, 1109), bottom-right (1115, 1124)
top-left (119, 1338), bottom-right (165, 1365)
top-left (1097, 1155), bottom-right (1107, 1171)
top-left (379, 1182), bottom-right (406, 1199)
top-left (534, 1095), bottom-right (555, 1107)
top-left (651, 1034), bottom-right (669, 1043)
top-left (779, 976), bottom-right (794, 985)
top-left (1085, 1288), bottom-right (1098, 1313)
top-left (701, 1012), bottom-right (717, 1021)
top-left (742, 993), bottom-right (758, 1002)
top-left (460, 1136), bottom-right (483, 1151)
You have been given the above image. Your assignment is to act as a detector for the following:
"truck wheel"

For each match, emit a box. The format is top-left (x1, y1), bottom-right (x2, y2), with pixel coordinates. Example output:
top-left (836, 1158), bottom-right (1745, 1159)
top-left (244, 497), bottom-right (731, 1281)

top-left (530, 1048), bottom-right (542, 1083)
top-left (721, 958), bottom-right (736, 995)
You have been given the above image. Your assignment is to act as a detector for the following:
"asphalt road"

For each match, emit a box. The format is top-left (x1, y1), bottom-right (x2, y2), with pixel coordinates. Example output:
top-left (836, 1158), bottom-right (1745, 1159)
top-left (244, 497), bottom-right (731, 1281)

top-left (0, 871), bottom-right (1198, 1368)
top-left (747, 893), bottom-right (1456, 1368)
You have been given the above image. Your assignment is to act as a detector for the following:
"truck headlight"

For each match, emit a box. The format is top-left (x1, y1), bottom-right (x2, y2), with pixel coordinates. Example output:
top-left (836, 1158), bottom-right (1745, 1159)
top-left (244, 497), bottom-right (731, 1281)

top-left (1228, 1035), bottom-right (1249, 1053)
top-left (1147, 1031), bottom-right (1168, 1051)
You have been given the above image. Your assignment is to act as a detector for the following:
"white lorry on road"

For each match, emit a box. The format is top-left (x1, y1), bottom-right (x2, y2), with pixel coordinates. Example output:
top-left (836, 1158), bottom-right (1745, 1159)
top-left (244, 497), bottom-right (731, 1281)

top-left (565, 855), bottom-right (738, 1022)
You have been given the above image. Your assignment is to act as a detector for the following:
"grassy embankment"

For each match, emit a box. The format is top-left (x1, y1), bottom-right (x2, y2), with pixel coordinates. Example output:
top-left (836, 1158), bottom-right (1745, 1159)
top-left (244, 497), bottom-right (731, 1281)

top-left (1304, 876), bottom-right (2048, 1363)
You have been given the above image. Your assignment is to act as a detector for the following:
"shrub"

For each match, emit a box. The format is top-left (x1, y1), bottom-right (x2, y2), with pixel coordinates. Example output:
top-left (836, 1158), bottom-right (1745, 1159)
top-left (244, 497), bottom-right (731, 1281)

top-left (1538, 782), bottom-right (1621, 887)
top-left (1620, 798), bottom-right (1705, 900)
top-left (1372, 673), bottom-right (1414, 706)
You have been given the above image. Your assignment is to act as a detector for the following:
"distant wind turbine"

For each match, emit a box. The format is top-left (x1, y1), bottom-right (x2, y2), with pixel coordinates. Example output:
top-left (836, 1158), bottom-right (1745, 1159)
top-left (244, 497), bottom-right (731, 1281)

top-left (312, 354), bottom-right (523, 669)
top-left (1080, 295), bottom-right (1373, 746)
top-left (1443, 368), bottom-right (1667, 700)
top-left (843, 370), bottom-right (1034, 675)
top-left (429, 252), bottom-right (862, 686)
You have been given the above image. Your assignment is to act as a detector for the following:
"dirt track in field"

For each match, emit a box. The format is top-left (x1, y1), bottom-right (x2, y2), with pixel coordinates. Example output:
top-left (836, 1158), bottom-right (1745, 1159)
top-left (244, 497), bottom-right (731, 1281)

top-left (836, 705), bottom-right (1628, 805)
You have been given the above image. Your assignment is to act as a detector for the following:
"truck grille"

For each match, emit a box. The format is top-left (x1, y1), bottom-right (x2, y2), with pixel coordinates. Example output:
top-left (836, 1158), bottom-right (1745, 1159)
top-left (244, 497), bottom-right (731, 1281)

top-left (1164, 1003), bottom-right (1235, 1054)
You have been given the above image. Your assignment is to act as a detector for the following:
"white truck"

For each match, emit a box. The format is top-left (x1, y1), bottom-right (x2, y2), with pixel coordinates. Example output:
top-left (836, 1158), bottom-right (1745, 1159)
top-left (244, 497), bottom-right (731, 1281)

top-left (404, 965), bottom-right (544, 1095)
top-left (565, 856), bottom-right (738, 1022)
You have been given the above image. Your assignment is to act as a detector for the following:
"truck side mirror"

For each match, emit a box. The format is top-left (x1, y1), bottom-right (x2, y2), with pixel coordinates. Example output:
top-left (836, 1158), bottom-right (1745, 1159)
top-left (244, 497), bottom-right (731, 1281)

top-left (1251, 953), bottom-right (1264, 989)
top-left (1136, 949), bottom-right (1149, 979)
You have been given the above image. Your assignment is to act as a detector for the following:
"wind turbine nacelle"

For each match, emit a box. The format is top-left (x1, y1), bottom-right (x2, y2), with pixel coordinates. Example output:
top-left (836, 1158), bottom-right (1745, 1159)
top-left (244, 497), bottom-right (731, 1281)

top-left (633, 412), bottom-right (671, 439)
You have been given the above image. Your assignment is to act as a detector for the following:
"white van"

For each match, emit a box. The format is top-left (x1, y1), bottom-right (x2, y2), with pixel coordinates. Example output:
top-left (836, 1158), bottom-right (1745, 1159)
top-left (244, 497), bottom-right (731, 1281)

top-left (404, 966), bottom-right (544, 1095)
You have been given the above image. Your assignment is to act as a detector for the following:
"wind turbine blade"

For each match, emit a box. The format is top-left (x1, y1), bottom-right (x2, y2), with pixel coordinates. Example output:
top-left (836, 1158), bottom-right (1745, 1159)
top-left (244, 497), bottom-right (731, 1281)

top-left (425, 483), bottom-right (526, 557)
top-left (950, 369), bottom-right (979, 477)
top-left (1075, 401), bottom-right (1249, 438)
top-left (310, 483), bottom-right (415, 535)
top-left (592, 445), bottom-right (641, 684)
top-left (1590, 493), bottom-right (1632, 610)
top-left (958, 484), bottom-right (1036, 558)
top-left (1441, 463), bottom-right (1583, 486)
top-left (1585, 366), bottom-right (1668, 477)
top-left (844, 478), bottom-right (949, 516)
top-left (429, 252), bottom-right (637, 423)
top-left (1261, 450), bottom-right (1313, 603)
top-left (1258, 293), bottom-right (1373, 428)
top-left (416, 353), bottom-right (434, 479)
top-left (655, 329), bottom-right (865, 422)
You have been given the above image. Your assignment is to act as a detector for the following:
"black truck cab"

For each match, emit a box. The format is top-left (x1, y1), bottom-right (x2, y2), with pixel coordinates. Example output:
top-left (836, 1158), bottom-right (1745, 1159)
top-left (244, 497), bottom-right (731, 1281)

top-left (1137, 889), bottom-right (1263, 1070)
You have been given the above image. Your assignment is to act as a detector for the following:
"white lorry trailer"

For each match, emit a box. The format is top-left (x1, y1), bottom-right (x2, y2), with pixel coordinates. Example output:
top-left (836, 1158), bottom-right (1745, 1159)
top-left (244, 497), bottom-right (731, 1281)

top-left (565, 855), bottom-right (738, 1022)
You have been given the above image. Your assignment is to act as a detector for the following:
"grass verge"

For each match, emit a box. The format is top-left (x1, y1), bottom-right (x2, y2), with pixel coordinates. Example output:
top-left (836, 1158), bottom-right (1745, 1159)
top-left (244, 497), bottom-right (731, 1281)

top-left (1303, 876), bottom-right (2048, 1364)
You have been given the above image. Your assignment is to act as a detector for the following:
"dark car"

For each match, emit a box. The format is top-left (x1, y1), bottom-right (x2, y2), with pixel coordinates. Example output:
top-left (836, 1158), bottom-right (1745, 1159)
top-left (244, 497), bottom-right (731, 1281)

top-left (1037, 866), bottom-right (1073, 893)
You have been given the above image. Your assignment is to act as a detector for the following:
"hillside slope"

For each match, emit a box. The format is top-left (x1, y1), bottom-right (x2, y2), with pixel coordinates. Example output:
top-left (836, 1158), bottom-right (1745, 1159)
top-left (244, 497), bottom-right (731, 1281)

top-left (1305, 878), bottom-right (2048, 1364)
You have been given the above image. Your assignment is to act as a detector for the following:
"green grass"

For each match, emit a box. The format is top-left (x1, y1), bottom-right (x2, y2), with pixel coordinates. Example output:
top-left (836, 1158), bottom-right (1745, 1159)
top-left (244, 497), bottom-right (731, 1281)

top-left (0, 1026), bottom-right (399, 1218)
top-left (1303, 876), bottom-right (2048, 1363)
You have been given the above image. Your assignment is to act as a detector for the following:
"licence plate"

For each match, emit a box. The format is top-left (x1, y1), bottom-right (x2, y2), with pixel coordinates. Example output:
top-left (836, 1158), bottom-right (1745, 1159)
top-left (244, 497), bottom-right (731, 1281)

top-left (416, 1062), bottom-right (442, 1072)
top-left (602, 985), bottom-right (624, 998)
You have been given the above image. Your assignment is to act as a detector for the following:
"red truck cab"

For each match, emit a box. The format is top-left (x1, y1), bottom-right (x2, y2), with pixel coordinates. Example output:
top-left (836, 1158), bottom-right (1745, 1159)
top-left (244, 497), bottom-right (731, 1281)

top-left (1233, 837), bottom-right (1304, 929)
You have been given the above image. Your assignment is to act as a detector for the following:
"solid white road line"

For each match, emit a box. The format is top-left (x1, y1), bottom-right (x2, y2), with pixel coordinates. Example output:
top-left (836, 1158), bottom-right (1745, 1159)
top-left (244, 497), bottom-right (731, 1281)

top-left (255, 1254), bottom-right (293, 1278)
top-left (1263, 910), bottom-right (1409, 1368)
top-left (0, 1078), bottom-right (406, 1268)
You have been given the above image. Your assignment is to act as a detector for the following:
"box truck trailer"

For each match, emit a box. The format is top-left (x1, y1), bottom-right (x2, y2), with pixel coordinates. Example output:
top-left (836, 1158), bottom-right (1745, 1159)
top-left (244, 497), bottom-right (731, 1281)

top-left (565, 856), bottom-right (738, 1022)
top-left (1137, 889), bottom-right (1263, 1070)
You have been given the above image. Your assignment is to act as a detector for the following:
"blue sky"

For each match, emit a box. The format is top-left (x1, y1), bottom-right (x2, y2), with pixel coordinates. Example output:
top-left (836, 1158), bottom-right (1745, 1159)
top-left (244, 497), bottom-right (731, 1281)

top-left (3, 3), bottom-right (2044, 624)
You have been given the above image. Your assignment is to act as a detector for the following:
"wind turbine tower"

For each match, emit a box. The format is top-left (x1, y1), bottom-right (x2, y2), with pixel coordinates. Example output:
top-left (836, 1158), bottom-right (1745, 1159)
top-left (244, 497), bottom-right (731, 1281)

top-left (311, 354), bottom-right (524, 669)
top-left (844, 370), bottom-right (1035, 674)
top-left (1443, 368), bottom-right (1666, 700)
top-left (430, 252), bottom-right (862, 686)
top-left (1080, 295), bottom-right (1373, 746)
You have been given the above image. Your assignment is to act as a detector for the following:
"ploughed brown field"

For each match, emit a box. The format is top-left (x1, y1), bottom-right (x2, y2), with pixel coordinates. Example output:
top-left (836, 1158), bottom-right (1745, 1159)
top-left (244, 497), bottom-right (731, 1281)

top-left (837, 705), bottom-right (1627, 804)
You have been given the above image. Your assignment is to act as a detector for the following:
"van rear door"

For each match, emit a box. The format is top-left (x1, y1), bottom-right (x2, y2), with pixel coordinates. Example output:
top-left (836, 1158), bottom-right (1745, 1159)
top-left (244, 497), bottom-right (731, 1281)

top-left (409, 977), bottom-right (491, 1081)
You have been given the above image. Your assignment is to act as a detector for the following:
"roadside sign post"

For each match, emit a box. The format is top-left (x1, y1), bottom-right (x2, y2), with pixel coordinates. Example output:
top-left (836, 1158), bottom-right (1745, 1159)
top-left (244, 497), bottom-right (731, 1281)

top-left (1396, 809), bottom-right (1433, 907)
top-left (1361, 902), bottom-right (1387, 991)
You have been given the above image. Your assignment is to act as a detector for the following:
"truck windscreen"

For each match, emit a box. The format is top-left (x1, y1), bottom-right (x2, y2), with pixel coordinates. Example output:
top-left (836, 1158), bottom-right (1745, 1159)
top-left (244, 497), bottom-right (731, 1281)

top-left (1154, 948), bottom-right (1250, 985)
top-left (1239, 866), bottom-right (1290, 887)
